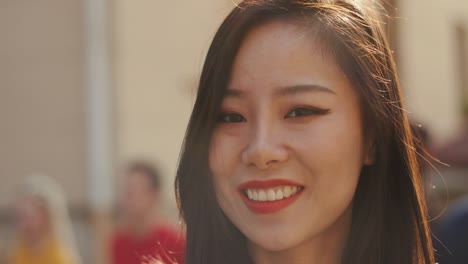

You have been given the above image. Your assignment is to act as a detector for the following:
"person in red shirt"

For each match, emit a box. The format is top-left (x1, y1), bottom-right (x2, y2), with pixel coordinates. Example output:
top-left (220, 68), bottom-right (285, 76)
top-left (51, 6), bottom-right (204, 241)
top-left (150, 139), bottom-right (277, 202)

top-left (110, 161), bottom-right (185, 264)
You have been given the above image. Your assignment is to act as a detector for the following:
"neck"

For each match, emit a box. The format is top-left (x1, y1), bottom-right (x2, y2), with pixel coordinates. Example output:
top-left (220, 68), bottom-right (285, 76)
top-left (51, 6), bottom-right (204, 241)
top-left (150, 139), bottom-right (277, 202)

top-left (249, 206), bottom-right (352, 264)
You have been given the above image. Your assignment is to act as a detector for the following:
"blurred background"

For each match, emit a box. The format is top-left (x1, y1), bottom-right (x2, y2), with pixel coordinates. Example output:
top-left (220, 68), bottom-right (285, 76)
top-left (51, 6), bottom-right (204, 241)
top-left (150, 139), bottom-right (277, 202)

top-left (0, 0), bottom-right (467, 263)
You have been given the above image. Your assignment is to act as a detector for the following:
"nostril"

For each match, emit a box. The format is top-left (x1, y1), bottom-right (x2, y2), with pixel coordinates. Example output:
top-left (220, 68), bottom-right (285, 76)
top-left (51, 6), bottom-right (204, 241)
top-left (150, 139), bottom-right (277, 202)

top-left (241, 146), bottom-right (288, 170)
top-left (241, 131), bottom-right (289, 169)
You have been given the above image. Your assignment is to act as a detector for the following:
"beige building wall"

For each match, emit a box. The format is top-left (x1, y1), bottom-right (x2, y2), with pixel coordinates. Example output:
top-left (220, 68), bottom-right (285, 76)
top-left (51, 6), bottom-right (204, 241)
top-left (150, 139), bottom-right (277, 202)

top-left (399, 0), bottom-right (468, 144)
top-left (113, 0), bottom-right (236, 218)
top-left (0, 0), bottom-right (87, 208)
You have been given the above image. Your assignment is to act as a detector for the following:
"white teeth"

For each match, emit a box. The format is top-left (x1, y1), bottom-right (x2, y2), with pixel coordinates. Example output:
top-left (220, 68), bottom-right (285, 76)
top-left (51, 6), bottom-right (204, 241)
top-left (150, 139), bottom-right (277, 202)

top-left (244, 186), bottom-right (302, 202)
top-left (283, 186), bottom-right (292, 198)
top-left (247, 189), bottom-right (253, 199)
top-left (252, 191), bottom-right (258, 200)
top-left (275, 189), bottom-right (284, 200)
top-left (258, 190), bottom-right (267, 201)
top-left (267, 189), bottom-right (276, 201)
top-left (291, 186), bottom-right (298, 194)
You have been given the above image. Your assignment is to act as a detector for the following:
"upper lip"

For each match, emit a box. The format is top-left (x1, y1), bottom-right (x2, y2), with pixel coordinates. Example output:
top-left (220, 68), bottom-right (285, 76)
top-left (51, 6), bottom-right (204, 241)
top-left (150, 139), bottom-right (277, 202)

top-left (238, 179), bottom-right (303, 190)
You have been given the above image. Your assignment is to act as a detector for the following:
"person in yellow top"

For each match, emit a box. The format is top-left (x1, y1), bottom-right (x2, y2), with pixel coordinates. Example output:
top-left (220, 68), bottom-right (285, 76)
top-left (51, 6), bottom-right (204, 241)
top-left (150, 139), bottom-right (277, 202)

top-left (8, 175), bottom-right (81, 264)
top-left (9, 236), bottom-right (75, 264)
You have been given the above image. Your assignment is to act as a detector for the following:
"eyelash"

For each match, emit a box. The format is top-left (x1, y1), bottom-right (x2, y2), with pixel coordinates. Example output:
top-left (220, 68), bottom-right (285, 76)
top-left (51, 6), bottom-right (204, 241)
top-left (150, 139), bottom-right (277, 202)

top-left (217, 112), bottom-right (246, 123)
top-left (217, 107), bottom-right (330, 123)
top-left (284, 107), bottom-right (330, 118)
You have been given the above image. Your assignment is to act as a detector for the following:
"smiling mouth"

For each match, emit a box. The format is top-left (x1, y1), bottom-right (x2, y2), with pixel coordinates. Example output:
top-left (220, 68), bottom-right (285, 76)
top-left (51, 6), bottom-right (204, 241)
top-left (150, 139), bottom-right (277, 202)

top-left (242, 186), bottom-right (304, 202)
top-left (238, 180), bottom-right (305, 214)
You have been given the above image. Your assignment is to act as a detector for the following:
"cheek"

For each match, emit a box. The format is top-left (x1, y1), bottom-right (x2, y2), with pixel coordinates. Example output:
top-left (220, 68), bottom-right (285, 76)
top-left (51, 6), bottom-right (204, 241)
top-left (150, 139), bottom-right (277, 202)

top-left (28, 208), bottom-right (49, 230)
top-left (294, 108), bottom-right (365, 199)
top-left (208, 130), bottom-right (245, 208)
top-left (300, 105), bottom-right (365, 166)
top-left (208, 135), bottom-right (222, 176)
top-left (208, 129), bottom-right (244, 180)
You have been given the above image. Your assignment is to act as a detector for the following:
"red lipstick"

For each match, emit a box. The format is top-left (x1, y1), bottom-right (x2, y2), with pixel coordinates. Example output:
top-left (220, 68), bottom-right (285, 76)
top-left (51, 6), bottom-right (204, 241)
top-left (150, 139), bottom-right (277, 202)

top-left (238, 179), bottom-right (304, 214)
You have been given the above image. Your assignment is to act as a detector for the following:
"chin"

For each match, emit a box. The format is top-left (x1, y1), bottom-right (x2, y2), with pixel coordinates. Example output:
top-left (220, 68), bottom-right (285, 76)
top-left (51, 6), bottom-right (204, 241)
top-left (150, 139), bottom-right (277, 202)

top-left (246, 226), bottom-right (304, 252)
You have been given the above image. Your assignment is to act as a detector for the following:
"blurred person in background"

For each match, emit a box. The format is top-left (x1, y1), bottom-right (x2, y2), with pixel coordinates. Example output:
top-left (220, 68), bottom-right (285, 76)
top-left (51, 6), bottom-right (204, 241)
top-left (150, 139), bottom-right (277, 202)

top-left (435, 196), bottom-right (468, 264)
top-left (431, 118), bottom-right (468, 263)
top-left (429, 114), bottom-right (468, 263)
top-left (110, 161), bottom-right (185, 264)
top-left (7, 175), bottom-right (81, 264)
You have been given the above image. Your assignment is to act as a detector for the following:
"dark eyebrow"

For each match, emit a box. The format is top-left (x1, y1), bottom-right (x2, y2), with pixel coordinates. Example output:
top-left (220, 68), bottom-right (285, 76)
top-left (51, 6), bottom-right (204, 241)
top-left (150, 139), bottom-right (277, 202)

top-left (275, 84), bottom-right (336, 96)
top-left (224, 88), bottom-right (244, 98)
top-left (223, 84), bottom-right (335, 98)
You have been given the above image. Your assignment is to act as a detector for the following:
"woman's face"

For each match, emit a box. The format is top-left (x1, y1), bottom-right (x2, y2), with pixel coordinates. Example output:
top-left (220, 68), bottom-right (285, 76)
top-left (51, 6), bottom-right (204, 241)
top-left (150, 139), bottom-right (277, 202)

top-left (15, 197), bottom-right (50, 239)
top-left (209, 20), bottom-right (373, 253)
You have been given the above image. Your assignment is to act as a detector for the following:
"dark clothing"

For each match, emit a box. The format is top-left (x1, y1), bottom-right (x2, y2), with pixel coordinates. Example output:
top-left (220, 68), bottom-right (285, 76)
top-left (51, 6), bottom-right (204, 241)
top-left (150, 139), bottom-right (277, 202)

top-left (435, 197), bottom-right (468, 264)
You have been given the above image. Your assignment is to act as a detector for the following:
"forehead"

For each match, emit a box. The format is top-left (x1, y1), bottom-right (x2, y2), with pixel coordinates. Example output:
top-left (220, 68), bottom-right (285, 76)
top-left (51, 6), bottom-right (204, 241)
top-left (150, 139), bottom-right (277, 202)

top-left (228, 20), bottom-right (344, 91)
top-left (126, 171), bottom-right (152, 187)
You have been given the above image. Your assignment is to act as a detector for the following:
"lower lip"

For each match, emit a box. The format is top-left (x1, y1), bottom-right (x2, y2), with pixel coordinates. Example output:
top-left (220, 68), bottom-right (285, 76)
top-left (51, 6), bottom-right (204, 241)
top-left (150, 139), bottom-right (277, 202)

top-left (240, 189), bottom-right (303, 214)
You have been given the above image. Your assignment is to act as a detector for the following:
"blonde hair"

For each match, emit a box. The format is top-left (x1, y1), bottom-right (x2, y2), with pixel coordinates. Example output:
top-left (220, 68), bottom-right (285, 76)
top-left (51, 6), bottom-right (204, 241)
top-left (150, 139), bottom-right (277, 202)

top-left (18, 174), bottom-right (82, 264)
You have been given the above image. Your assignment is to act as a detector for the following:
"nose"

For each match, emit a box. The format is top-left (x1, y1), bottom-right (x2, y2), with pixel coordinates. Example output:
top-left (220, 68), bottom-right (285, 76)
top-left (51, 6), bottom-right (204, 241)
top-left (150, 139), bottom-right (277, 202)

top-left (241, 123), bottom-right (288, 170)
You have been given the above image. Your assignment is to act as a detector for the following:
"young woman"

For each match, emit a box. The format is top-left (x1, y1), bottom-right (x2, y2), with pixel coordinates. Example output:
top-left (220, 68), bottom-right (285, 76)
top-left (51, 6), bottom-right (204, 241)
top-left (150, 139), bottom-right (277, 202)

top-left (175, 1), bottom-right (435, 263)
top-left (8, 175), bottom-right (81, 264)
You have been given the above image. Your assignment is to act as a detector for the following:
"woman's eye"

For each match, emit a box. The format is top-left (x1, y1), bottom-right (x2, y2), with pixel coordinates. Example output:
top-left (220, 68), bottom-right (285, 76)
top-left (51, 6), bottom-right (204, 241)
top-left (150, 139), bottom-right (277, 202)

top-left (285, 107), bottom-right (330, 118)
top-left (217, 112), bottom-right (246, 123)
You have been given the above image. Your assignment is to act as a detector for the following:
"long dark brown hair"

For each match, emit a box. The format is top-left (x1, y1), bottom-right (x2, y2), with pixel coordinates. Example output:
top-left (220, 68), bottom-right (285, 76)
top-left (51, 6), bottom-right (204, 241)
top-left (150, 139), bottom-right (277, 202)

top-left (175, 1), bottom-right (434, 263)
